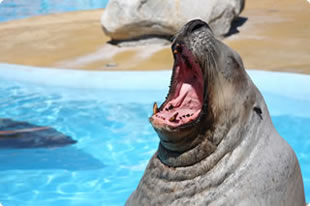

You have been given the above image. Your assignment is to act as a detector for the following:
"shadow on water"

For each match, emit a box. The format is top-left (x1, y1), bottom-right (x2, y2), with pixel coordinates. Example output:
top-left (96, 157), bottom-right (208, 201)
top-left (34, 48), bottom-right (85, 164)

top-left (0, 146), bottom-right (104, 170)
top-left (224, 16), bottom-right (248, 37)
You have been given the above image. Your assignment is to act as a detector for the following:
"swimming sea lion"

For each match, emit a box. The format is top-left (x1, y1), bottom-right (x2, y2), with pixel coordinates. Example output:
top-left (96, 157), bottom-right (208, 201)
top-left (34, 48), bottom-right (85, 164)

top-left (126, 19), bottom-right (306, 206)
top-left (0, 118), bottom-right (76, 148)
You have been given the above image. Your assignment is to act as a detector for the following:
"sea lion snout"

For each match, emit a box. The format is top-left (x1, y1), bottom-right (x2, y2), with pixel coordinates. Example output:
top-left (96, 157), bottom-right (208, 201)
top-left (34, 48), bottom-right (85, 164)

top-left (172, 19), bottom-right (214, 48)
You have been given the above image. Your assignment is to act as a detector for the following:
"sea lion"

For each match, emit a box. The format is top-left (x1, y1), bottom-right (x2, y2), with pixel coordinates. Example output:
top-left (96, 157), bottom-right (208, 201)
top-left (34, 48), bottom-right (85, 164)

top-left (126, 19), bottom-right (306, 206)
top-left (0, 118), bottom-right (76, 148)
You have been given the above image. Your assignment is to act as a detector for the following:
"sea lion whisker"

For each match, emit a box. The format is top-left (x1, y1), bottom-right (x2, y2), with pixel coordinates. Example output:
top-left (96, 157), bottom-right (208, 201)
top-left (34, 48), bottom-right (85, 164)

top-left (209, 50), bottom-right (228, 120)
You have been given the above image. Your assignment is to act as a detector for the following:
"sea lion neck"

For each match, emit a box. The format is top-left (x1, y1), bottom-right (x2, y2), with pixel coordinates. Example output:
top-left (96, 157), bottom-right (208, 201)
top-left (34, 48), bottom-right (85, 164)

top-left (157, 132), bottom-right (217, 167)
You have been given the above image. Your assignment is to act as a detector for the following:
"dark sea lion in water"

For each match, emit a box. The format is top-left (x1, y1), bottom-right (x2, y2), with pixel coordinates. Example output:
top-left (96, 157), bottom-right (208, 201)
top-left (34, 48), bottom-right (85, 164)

top-left (126, 20), bottom-right (306, 206)
top-left (0, 118), bottom-right (76, 148)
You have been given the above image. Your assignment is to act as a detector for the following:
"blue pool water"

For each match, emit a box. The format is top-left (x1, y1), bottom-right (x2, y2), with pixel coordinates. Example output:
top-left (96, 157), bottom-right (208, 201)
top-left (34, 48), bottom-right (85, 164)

top-left (0, 79), bottom-right (160, 206)
top-left (0, 0), bottom-right (109, 22)
top-left (0, 67), bottom-right (309, 205)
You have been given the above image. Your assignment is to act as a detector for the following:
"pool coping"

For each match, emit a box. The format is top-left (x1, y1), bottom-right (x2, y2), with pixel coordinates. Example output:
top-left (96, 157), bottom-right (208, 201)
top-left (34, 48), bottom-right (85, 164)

top-left (1, 63), bottom-right (310, 101)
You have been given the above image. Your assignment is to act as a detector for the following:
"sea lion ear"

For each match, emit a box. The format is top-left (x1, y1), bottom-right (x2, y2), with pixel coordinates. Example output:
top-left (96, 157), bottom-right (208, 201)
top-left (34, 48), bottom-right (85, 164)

top-left (227, 55), bottom-right (240, 70)
top-left (253, 106), bottom-right (263, 120)
top-left (230, 50), bottom-right (244, 69)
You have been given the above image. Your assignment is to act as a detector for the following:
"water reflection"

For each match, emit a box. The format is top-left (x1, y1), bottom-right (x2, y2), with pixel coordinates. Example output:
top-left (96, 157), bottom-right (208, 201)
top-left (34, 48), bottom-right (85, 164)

top-left (0, 0), bottom-right (108, 22)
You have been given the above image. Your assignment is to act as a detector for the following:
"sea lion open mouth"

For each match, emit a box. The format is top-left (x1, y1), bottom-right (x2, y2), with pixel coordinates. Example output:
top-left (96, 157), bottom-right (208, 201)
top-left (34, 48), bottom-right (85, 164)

top-left (149, 20), bottom-right (216, 152)
top-left (150, 43), bottom-right (204, 129)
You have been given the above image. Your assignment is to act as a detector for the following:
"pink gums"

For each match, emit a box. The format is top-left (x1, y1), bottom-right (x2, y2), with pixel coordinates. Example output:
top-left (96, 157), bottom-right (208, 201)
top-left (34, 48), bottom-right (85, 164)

top-left (152, 46), bottom-right (204, 128)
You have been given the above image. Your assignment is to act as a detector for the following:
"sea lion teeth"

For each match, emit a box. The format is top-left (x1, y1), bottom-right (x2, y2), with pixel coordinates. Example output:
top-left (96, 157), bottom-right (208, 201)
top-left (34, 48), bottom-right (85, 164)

top-left (169, 112), bottom-right (179, 122)
top-left (153, 102), bottom-right (158, 115)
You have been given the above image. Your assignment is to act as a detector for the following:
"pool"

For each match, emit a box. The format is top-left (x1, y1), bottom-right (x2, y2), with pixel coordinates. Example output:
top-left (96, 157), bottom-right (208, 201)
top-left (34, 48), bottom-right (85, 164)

top-left (0, 64), bottom-right (309, 205)
top-left (0, 0), bottom-right (109, 22)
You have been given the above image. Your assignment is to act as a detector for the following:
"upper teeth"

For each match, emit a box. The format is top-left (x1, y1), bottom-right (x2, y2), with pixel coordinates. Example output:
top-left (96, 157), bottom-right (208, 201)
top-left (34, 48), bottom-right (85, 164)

top-left (153, 102), bottom-right (158, 115)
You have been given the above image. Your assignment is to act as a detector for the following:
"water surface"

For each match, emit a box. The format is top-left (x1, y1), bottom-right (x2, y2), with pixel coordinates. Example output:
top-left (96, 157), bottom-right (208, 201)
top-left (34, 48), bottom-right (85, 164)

top-left (0, 0), bottom-right (108, 22)
top-left (0, 76), bottom-right (309, 205)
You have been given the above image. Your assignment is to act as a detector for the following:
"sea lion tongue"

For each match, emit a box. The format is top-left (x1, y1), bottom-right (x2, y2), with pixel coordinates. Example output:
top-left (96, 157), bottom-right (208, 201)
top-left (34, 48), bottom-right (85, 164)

top-left (149, 41), bottom-right (207, 153)
top-left (151, 44), bottom-right (204, 129)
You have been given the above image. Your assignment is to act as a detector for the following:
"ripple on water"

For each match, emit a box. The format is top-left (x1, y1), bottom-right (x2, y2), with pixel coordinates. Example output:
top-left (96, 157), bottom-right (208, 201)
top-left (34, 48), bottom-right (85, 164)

top-left (0, 79), bottom-right (309, 205)
top-left (0, 0), bottom-right (109, 22)
top-left (0, 80), bottom-right (158, 205)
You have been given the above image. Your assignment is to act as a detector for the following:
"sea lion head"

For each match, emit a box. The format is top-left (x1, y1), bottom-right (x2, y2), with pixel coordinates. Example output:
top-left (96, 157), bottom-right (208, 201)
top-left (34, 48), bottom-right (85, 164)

top-left (150, 19), bottom-right (262, 167)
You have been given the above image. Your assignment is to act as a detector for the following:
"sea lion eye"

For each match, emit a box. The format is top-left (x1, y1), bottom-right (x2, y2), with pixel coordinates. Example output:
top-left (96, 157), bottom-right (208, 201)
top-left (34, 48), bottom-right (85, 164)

top-left (254, 106), bottom-right (263, 120)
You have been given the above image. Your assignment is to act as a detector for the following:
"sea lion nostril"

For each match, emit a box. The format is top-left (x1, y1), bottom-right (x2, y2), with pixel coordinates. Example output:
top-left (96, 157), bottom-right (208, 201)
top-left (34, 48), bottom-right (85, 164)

top-left (189, 21), bottom-right (206, 33)
top-left (173, 43), bottom-right (182, 54)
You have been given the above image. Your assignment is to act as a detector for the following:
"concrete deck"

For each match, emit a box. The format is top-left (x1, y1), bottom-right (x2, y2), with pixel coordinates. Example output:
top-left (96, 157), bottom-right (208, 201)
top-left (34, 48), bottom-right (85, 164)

top-left (0, 0), bottom-right (309, 73)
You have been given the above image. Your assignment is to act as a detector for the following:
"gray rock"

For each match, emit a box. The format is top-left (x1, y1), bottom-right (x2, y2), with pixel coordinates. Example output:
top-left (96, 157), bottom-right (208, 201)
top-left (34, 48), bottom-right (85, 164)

top-left (101, 0), bottom-right (245, 41)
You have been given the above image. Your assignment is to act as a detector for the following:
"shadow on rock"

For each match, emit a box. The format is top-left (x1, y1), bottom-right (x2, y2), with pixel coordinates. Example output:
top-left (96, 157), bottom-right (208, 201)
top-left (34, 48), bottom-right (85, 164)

top-left (224, 16), bottom-right (248, 37)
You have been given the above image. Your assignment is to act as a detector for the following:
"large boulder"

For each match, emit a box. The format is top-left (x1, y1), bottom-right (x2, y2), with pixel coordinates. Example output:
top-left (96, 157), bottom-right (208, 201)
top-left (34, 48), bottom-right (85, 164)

top-left (101, 0), bottom-right (245, 42)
